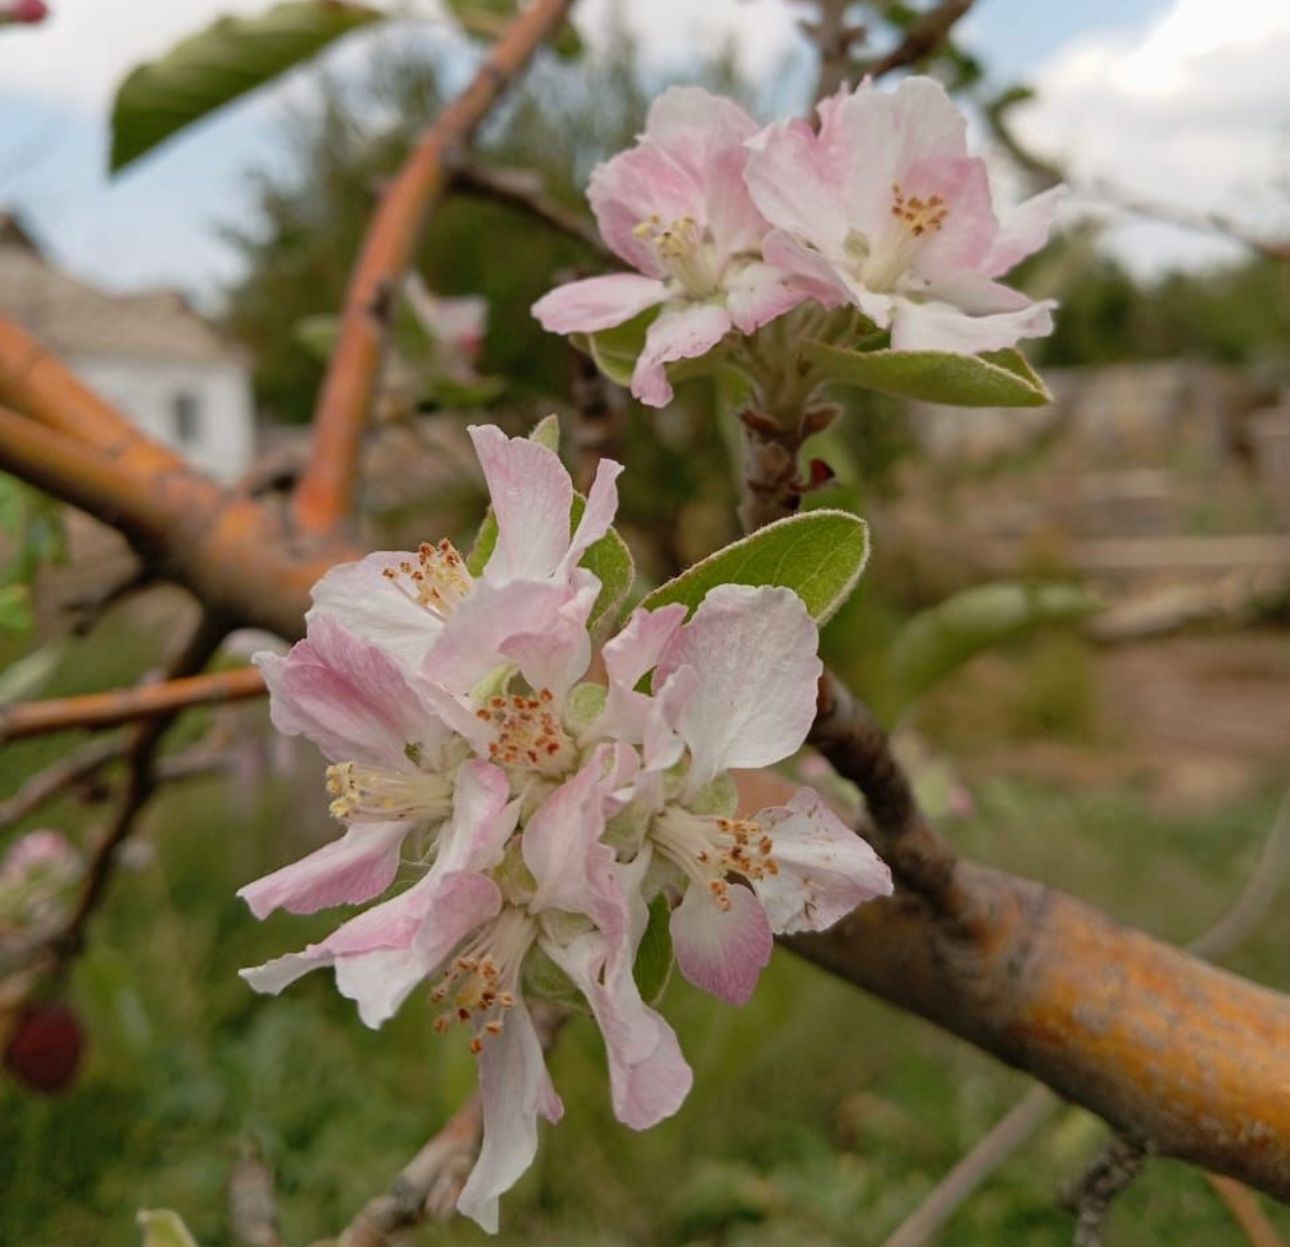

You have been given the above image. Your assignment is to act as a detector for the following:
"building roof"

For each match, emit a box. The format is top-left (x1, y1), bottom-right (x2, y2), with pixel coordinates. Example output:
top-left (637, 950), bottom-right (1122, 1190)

top-left (0, 212), bottom-right (242, 365)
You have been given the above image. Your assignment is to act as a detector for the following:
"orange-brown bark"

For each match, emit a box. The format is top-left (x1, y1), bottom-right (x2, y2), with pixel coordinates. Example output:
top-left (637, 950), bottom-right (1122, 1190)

top-left (1, 666), bottom-right (266, 741)
top-left (293, 0), bottom-right (576, 535)
top-left (788, 865), bottom-right (1290, 1200)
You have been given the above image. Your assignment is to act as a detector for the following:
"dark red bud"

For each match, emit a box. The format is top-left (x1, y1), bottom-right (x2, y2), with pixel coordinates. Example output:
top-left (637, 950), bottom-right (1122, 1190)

top-left (4, 1001), bottom-right (85, 1094)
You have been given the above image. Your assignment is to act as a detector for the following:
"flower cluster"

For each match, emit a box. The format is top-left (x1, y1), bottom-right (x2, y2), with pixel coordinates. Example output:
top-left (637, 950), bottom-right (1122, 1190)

top-left (0, 830), bottom-right (81, 959)
top-left (239, 424), bottom-right (891, 1231)
top-left (533, 78), bottom-right (1060, 406)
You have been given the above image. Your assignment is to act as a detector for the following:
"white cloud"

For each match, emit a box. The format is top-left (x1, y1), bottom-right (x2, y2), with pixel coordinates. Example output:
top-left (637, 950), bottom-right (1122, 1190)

top-left (1016, 0), bottom-right (1290, 272)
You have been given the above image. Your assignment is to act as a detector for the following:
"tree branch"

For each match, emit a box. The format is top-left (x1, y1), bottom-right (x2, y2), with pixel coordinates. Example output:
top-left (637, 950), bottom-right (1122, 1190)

top-left (865, 0), bottom-right (975, 79)
top-left (0, 666), bottom-right (266, 741)
top-left (293, 0), bottom-right (576, 536)
top-left (451, 162), bottom-right (611, 260)
top-left (46, 614), bottom-right (230, 973)
top-left (0, 318), bottom-right (186, 470)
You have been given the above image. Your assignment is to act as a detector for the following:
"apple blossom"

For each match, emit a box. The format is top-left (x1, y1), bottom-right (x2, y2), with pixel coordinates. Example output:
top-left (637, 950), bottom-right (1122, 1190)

top-left (532, 86), bottom-right (812, 407)
top-left (237, 422), bottom-right (890, 1232)
top-left (744, 76), bottom-right (1061, 354)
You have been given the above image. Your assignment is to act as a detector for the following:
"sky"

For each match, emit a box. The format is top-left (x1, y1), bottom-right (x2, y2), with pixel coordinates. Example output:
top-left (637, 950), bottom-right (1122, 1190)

top-left (0, 0), bottom-right (1285, 303)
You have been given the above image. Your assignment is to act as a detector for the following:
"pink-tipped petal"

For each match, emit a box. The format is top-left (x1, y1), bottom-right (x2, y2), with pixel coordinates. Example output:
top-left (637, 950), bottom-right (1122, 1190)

top-left (469, 424), bottom-right (574, 584)
top-left (670, 883), bottom-right (772, 1007)
top-left (589, 142), bottom-right (703, 276)
top-left (532, 273), bottom-right (667, 334)
top-left (656, 584), bottom-right (821, 791)
top-left (524, 745), bottom-right (637, 938)
top-left (630, 302), bottom-right (731, 408)
top-left (421, 579), bottom-right (574, 694)
top-left (751, 788), bottom-right (893, 935)
top-left (983, 185), bottom-right (1065, 277)
top-left (902, 155), bottom-right (997, 275)
top-left (744, 120), bottom-right (850, 254)
top-left (547, 930), bottom-right (693, 1130)
top-left (594, 603), bottom-right (687, 746)
top-left (456, 994), bottom-right (563, 1234)
top-left (255, 616), bottom-right (438, 765)
top-left (500, 571), bottom-right (598, 704)
top-left (237, 821), bottom-right (409, 919)
top-left (761, 230), bottom-right (853, 307)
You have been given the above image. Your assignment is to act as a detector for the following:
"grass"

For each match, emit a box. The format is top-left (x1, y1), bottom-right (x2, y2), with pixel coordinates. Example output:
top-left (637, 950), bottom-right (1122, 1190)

top-left (2, 616), bottom-right (1289, 1245)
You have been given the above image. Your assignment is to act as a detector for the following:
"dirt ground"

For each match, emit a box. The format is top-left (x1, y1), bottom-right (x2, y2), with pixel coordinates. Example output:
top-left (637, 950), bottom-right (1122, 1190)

top-left (981, 631), bottom-right (1290, 807)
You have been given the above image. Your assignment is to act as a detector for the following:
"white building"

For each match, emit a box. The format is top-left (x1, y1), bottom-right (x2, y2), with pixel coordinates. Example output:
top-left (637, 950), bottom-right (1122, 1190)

top-left (0, 215), bottom-right (255, 480)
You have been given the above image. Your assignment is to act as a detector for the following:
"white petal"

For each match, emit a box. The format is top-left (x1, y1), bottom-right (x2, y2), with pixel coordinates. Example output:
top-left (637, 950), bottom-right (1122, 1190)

top-left (983, 185), bottom-right (1065, 277)
top-left (531, 273), bottom-right (668, 333)
top-left (546, 930), bottom-right (692, 1130)
top-left (308, 551), bottom-right (443, 672)
top-left (456, 994), bottom-right (563, 1233)
top-left (630, 303), bottom-right (731, 408)
top-left (751, 788), bottom-right (893, 935)
top-left (469, 424), bottom-right (574, 584)
top-left (656, 584), bottom-right (821, 791)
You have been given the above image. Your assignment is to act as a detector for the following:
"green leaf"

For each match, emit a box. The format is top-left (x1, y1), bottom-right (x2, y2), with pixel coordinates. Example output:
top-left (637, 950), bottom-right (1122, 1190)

top-left (110, 1), bottom-right (383, 173)
top-left (803, 340), bottom-right (1051, 407)
top-left (528, 413), bottom-right (561, 452)
top-left (881, 581), bottom-right (1101, 719)
top-left (570, 494), bottom-right (634, 633)
top-left (136, 1209), bottom-right (201, 1247)
top-left (292, 312), bottom-right (338, 361)
top-left (633, 894), bottom-right (674, 1005)
top-left (639, 510), bottom-right (869, 624)
top-left (579, 310), bottom-right (656, 389)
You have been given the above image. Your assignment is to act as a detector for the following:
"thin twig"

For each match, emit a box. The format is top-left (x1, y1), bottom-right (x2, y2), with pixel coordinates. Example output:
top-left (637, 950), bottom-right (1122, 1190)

top-left (1062, 1134), bottom-right (1149, 1247)
top-left (799, 0), bottom-right (866, 103)
top-left (451, 162), bottom-right (611, 260)
top-left (864, 0), bottom-right (975, 79)
top-left (46, 616), bottom-right (230, 968)
top-left (880, 1085), bottom-right (1058, 1247)
top-left (1207, 1175), bottom-right (1287, 1247)
top-left (0, 735), bottom-right (124, 830)
top-left (294, 0), bottom-right (576, 535)
top-left (0, 666), bottom-right (266, 741)
top-left (0, 735), bottom-right (241, 835)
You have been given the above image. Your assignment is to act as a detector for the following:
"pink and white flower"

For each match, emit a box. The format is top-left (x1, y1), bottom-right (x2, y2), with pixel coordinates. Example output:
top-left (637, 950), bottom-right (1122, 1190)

top-left (592, 585), bottom-right (893, 1006)
top-left (237, 423), bottom-right (890, 1232)
top-left (303, 424), bottom-right (619, 690)
top-left (744, 76), bottom-right (1061, 355)
top-left (532, 86), bottom-right (811, 407)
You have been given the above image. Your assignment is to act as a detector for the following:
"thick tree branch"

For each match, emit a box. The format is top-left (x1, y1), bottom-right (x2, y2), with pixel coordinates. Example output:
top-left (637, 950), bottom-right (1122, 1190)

top-left (0, 666), bottom-right (266, 741)
top-left (0, 319), bottom-right (186, 471)
top-left (294, 0), bottom-right (576, 535)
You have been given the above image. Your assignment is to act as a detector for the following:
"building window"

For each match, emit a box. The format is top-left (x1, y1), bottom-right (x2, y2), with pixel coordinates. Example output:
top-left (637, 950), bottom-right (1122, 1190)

top-left (171, 392), bottom-right (201, 447)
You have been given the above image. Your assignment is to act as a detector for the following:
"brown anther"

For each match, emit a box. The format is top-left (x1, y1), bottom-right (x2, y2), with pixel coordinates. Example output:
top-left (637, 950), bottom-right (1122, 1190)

top-left (470, 1037), bottom-right (484, 1055)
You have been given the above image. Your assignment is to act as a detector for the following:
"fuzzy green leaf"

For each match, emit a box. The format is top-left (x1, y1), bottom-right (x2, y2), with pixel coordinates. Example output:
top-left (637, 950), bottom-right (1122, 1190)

top-left (804, 341), bottom-right (1050, 408)
top-left (639, 510), bottom-right (868, 623)
top-left (111, 2), bottom-right (383, 172)
top-left (881, 581), bottom-right (1101, 718)
top-left (579, 310), bottom-right (656, 389)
